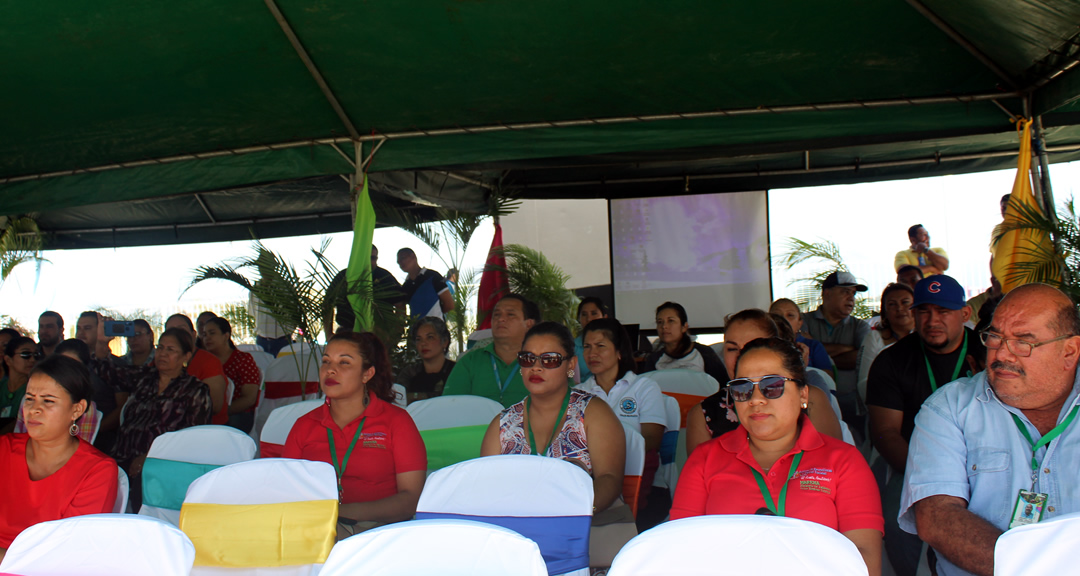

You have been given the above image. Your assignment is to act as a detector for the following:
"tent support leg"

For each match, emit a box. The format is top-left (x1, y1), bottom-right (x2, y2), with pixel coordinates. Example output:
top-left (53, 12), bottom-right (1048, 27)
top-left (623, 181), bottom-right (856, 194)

top-left (1032, 116), bottom-right (1058, 226)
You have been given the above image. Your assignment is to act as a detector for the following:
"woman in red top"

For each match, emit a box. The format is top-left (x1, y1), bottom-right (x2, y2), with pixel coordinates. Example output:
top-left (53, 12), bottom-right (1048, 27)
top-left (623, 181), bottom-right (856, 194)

top-left (282, 331), bottom-right (426, 539)
top-left (202, 317), bottom-right (261, 433)
top-left (0, 355), bottom-right (118, 560)
top-left (671, 337), bottom-right (882, 576)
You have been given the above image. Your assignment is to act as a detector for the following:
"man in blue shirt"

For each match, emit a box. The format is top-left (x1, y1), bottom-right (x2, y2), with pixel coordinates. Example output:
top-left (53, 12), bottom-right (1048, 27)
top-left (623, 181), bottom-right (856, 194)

top-left (900, 283), bottom-right (1080, 576)
top-left (397, 248), bottom-right (455, 322)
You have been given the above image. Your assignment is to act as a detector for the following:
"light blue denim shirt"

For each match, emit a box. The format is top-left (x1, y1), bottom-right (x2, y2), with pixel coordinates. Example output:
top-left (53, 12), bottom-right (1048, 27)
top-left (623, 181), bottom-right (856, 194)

top-left (899, 370), bottom-right (1080, 576)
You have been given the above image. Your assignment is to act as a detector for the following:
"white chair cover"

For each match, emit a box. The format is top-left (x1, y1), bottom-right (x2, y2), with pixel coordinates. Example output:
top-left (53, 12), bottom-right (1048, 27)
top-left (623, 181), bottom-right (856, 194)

top-left (258, 399), bottom-right (322, 458)
top-left (654, 394), bottom-right (681, 491)
top-left (995, 511), bottom-right (1080, 575)
top-left (139, 425), bottom-right (258, 526)
top-left (276, 342), bottom-right (322, 358)
top-left (115, 466), bottom-right (131, 514)
top-left (319, 519), bottom-right (548, 576)
top-left (417, 455), bottom-right (594, 576)
top-left (246, 350), bottom-right (277, 375)
top-left (0, 514), bottom-right (195, 576)
top-left (607, 515), bottom-right (867, 576)
top-left (623, 424), bottom-right (646, 514)
top-left (254, 353), bottom-right (321, 439)
top-left (181, 459), bottom-right (337, 576)
top-left (405, 395), bottom-right (505, 431)
top-left (391, 383), bottom-right (407, 407)
top-left (649, 369), bottom-right (721, 400)
top-left (236, 344), bottom-right (262, 353)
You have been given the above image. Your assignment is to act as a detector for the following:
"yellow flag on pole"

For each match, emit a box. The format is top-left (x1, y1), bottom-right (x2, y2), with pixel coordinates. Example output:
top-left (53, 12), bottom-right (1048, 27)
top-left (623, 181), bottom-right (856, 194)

top-left (991, 119), bottom-right (1060, 293)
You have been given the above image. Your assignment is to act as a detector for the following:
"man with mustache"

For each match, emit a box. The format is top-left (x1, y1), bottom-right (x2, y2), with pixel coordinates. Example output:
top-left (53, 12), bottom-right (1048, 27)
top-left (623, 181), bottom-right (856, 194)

top-left (867, 275), bottom-right (983, 576)
top-left (899, 283), bottom-right (1080, 576)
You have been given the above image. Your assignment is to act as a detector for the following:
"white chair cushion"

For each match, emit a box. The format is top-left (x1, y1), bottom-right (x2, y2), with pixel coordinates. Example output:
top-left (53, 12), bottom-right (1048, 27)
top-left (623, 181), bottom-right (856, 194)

top-left (406, 395), bottom-right (505, 431)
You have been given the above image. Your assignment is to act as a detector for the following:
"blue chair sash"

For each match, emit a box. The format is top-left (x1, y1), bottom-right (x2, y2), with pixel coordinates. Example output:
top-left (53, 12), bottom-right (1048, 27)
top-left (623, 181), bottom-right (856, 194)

top-left (142, 458), bottom-right (223, 510)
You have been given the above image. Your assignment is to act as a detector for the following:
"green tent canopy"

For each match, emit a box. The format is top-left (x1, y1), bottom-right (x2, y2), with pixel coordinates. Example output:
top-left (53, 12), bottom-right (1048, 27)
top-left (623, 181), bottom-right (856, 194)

top-left (3, 0), bottom-right (1079, 247)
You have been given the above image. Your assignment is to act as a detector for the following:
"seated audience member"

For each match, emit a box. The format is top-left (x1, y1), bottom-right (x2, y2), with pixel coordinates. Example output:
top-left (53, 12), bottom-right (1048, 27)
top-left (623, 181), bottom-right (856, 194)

top-left (122, 319), bottom-right (155, 367)
top-left (481, 322), bottom-right (630, 568)
top-left (112, 327), bottom-right (212, 509)
top-left (770, 298), bottom-right (833, 375)
top-left (900, 283), bottom-right (1079, 576)
top-left (769, 313), bottom-right (843, 412)
top-left (856, 283), bottom-right (915, 407)
top-left (0, 355), bottom-right (118, 560)
top-left (195, 310), bottom-right (217, 350)
top-left (202, 317), bottom-right (262, 433)
top-left (968, 262), bottom-right (1004, 333)
top-left (37, 311), bottom-right (63, 358)
top-left (671, 337), bottom-right (882, 575)
top-left (397, 317), bottom-right (455, 403)
top-left (894, 224), bottom-right (949, 275)
top-left (576, 317), bottom-right (665, 520)
top-left (868, 275), bottom-right (982, 576)
top-left (896, 264), bottom-right (924, 291)
top-left (17, 339), bottom-right (110, 445)
top-left (165, 314), bottom-right (228, 425)
top-left (686, 310), bottom-right (843, 455)
top-left (74, 312), bottom-right (129, 450)
top-left (0, 328), bottom-right (19, 379)
top-left (283, 331), bottom-right (426, 538)
top-left (643, 302), bottom-right (728, 385)
top-left (1, 337), bottom-right (38, 434)
top-left (574, 297), bottom-right (609, 383)
top-left (444, 294), bottom-right (539, 407)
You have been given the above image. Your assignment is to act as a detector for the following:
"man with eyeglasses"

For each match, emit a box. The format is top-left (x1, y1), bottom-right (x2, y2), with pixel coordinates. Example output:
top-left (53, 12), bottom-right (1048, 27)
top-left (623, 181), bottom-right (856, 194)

top-left (899, 283), bottom-right (1080, 576)
top-left (866, 275), bottom-right (984, 576)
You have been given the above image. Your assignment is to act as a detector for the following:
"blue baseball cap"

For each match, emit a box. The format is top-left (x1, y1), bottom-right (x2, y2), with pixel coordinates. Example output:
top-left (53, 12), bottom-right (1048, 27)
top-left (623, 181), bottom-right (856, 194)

top-left (911, 275), bottom-right (966, 310)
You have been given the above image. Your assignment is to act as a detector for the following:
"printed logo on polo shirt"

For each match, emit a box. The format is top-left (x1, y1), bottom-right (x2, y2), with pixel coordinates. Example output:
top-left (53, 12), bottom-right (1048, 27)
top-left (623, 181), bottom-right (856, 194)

top-left (794, 467), bottom-right (834, 495)
top-left (362, 432), bottom-right (388, 449)
top-left (619, 397), bottom-right (638, 415)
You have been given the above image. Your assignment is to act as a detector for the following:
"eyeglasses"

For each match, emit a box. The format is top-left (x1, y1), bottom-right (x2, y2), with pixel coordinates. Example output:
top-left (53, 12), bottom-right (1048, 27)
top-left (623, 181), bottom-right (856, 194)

top-left (979, 331), bottom-right (1074, 358)
top-left (129, 331), bottom-right (147, 338)
top-left (517, 352), bottom-right (567, 369)
top-left (726, 375), bottom-right (799, 402)
top-left (17, 351), bottom-right (39, 360)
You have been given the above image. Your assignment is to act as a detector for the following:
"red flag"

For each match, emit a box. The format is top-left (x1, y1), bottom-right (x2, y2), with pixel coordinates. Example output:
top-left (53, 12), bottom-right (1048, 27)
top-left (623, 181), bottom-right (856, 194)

top-left (476, 222), bottom-right (509, 330)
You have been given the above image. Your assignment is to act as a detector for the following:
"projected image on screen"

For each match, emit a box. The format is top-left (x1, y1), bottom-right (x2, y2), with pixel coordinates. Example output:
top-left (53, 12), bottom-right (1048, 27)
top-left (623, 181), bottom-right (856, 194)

top-left (611, 191), bottom-right (771, 329)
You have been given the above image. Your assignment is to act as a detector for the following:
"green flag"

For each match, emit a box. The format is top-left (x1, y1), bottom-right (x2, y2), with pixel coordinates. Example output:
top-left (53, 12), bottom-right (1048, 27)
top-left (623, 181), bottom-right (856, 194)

top-left (347, 174), bottom-right (375, 331)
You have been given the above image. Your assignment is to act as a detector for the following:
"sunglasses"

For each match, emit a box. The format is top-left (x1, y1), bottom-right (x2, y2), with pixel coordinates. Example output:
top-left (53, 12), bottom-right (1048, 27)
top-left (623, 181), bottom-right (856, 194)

top-left (17, 350), bottom-right (39, 360)
top-left (726, 375), bottom-right (799, 402)
top-left (517, 352), bottom-right (567, 369)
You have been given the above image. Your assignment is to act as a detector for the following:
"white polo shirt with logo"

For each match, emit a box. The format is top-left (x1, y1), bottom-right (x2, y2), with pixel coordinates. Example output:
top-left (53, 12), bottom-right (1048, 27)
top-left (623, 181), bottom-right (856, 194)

top-left (575, 371), bottom-right (667, 433)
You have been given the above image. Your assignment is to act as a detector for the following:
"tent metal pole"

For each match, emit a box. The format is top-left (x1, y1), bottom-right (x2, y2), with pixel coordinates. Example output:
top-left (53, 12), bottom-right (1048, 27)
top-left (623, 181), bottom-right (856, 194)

top-left (193, 193), bottom-right (217, 224)
top-left (262, 0), bottom-right (361, 140)
top-left (903, 0), bottom-right (1018, 89)
top-left (1032, 116), bottom-right (1059, 227)
top-left (0, 90), bottom-right (1022, 185)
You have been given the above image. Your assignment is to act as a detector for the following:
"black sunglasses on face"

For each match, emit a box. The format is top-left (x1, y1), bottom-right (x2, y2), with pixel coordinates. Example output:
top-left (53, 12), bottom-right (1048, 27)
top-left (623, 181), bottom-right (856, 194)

top-left (517, 352), bottom-right (566, 369)
top-left (17, 351), bottom-right (39, 360)
top-left (726, 375), bottom-right (799, 402)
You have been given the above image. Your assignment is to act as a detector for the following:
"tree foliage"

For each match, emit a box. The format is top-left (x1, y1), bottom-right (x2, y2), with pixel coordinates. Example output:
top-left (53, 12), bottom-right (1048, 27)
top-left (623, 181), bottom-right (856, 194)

top-left (0, 216), bottom-right (46, 287)
top-left (994, 196), bottom-right (1078, 300)
top-left (486, 244), bottom-right (578, 327)
top-left (777, 237), bottom-right (873, 319)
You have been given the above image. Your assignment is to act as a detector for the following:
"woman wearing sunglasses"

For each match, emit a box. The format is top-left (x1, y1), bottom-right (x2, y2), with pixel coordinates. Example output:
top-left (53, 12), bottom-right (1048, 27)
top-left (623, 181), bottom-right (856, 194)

top-left (481, 321), bottom-right (629, 567)
top-left (671, 337), bottom-right (882, 575)
top-left (1, 337), bottom-right (38, 434)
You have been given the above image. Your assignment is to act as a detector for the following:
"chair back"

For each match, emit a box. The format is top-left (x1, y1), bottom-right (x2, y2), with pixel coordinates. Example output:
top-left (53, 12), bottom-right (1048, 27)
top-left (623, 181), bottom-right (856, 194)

top-left (179, 459), bottom-right (338, 576)
top-left (391, 383), bottom-right (407, 407)
top-left (806, 366), bottom-right (837, 393)
top-left (416, 455), bottom-right (594, 576)
top-left (995, 511), bottom-right (1080, 575)
top-left (622, 423), bottom-right (646, 518)
top-left (139, 425), bottom-right (258, 526)
top-left (655, 394), bottom-right (681, 491)
top-left (648, 369), bottom-right (719, 427)
top-left (406, 395), bottom-right (504, 472)
top-left (276, 342), bottom-right (322, 358)
top-left (115, 466), bottom-right (130, 514)
top-left (254, 352), bottom-right (321, 439)
top-left (245, 349), bottom-right (276, 375)
top-left (0, 514), bottom-right (195, 576)
top-left (259, 399), bottom-right (322, 458)
top-left (607, 515), bottom-right (867, 576)
top-left (319, 519), bottom-right (548, 576)
top-left (235, 343), bottom-right (261, 353)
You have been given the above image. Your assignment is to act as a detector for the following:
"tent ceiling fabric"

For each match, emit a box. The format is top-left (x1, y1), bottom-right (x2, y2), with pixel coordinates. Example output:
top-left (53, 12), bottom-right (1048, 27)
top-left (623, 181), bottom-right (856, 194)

top-left (2, 1), bottom-right (1079, 248)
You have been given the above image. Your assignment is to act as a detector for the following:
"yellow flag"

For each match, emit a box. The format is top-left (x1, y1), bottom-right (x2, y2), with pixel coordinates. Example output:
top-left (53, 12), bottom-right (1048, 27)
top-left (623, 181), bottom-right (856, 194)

top-left (991, 119), bottom-right (1060, 293)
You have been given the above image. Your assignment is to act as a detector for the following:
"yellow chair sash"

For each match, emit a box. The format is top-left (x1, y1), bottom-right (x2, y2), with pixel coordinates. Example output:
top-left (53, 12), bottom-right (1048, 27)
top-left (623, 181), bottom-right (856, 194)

top-left (179, 500), bottom-right (338, 567)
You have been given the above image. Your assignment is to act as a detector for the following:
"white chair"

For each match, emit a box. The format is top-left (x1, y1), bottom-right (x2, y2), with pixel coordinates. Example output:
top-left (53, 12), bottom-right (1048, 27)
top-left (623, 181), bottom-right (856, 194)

top-left (259, 399), bottom-right (322, 458)
top-left (622, 423), bottom-right (646, 517)
top-left (406, 395), bottom-right (504, 473)
top-left (139, 425), bottom-right (258, 526)
top-left (416, 455), bottom-right (594, 576)
top-left (115, 467), bottom-right (131, 514)
top-left (319, 519), bottom-right (548, 576)
top-left (254, 352), bottom-right (321, 439)
top-left (995, 511), bottom-right (1080, 575)
top-left (179, 459), bottom-right (338, 576)
top-left (0, 514), bottom-right (195, 576)
top-left (655, 394), bottom-right (682, 492)
top-left (276, 342), bottom-right (322, 358)
top-left (235, 343), bottom-right (263, 353)
top-left (650, 369), bottom-right (719, 471)
top-left (246, 349), bottom-right (276, 375)
top-left (607, 515), bottom-right (867, 576)
top-left (391, 383), bottom-right (407, 407)
top-left (807, 366), bottom-right (837, 393)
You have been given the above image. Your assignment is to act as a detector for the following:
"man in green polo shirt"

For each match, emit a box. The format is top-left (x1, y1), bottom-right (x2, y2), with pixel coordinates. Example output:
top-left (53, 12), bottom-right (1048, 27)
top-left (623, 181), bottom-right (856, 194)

top-left (443, 294), bottom-right (539, 408)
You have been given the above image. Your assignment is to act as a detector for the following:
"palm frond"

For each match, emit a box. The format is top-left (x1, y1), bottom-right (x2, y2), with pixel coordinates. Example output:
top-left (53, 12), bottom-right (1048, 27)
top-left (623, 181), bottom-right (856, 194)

top-left (486, 244), bottom-right (578, 326)
top-left (0, 216), bottom-right (47, 283)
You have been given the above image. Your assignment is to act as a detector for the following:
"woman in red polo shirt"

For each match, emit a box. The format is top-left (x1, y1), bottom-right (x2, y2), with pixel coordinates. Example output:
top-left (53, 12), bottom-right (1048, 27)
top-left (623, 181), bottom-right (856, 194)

top-left (282, 331), bottom-right (426, 538)
top-left (671, 337), bottom-right (882, 576)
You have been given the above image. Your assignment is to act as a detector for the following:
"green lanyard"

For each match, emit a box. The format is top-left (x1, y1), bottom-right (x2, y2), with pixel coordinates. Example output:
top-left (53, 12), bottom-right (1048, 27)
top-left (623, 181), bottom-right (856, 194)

top-left (326, 417), bottom-right (365, 502)
top-left (526, 388), bottom-right (572, 456)
top-left (1011, 406), bottom-right (1079, 482)
top-left (491, 354), bottom-right (517, 399)
top-left (921, 331), bottom-right (969, 393)
top-left (750, 451), bottom-right (804, 517)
